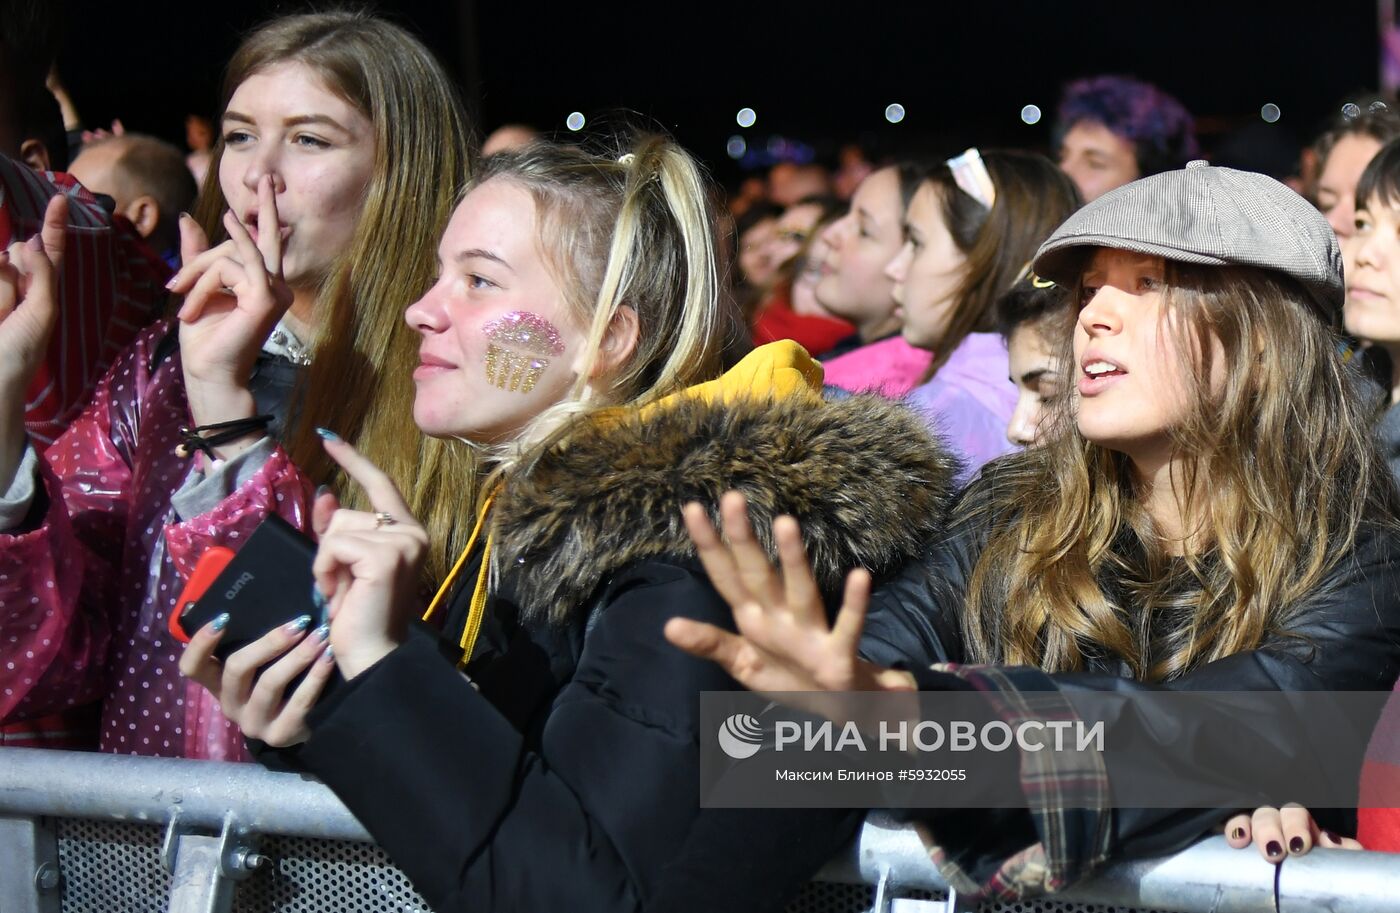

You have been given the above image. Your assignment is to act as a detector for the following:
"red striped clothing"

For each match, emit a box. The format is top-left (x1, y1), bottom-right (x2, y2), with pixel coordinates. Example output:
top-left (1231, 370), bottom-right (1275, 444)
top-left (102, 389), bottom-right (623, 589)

top-left (0, 156), bottom-right (167, 750)
top-left (0, 155), bottom-right (169, 449)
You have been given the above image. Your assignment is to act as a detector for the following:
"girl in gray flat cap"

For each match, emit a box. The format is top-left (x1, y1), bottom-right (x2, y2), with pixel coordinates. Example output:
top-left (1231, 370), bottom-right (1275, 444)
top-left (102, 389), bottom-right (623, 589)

top-left (666, 162), bottom-right (1400, 899)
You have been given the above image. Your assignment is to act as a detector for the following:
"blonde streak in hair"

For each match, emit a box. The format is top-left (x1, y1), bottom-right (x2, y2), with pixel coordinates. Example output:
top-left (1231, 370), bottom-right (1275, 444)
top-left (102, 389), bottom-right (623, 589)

top-left (646, 146), bottom-right (721, 393)
top-left (570, 165), bottom-right (646, 402)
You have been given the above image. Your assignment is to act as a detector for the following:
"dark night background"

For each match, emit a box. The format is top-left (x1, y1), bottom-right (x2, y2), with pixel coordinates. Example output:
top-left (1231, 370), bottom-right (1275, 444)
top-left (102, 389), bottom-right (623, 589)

top-left (56, 0), bottom-right (1382, 186)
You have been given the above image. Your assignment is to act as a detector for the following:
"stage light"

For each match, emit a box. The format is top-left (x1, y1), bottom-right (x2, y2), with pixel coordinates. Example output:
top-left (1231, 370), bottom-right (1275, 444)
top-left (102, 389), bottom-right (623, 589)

top-left (736, 107), bottom-right (757, 128)
top-left (726, 136), bottom-right (747, 159)
top-left (885, 103), bottom-right (906, 124)
top-left (1020, 104), bottom-right (1042, 125)
top-left (565, 112), bottom-right (586, 132)
top-left (1260, 103), bottom-right (1281, 124)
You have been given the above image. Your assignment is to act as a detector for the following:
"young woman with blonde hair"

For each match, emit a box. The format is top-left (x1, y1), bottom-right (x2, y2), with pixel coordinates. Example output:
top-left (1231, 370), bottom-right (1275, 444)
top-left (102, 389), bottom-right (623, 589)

top-left (668, 162), bottom-right (1400, 898)
top-left (175, 135), bottom-right (956, 910)
top-left (0, 10), bottom-right (473, 759)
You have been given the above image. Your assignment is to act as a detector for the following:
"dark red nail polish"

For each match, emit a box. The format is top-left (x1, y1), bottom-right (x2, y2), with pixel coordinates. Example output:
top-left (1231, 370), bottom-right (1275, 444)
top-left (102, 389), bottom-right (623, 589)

top-left (1230, 827), bottom-right (1246, 840)
top-left (1266, 841), bottom-right (1283, 858)
top-left (1324, 830), bottom-right (1340, 844)
top-left (1289, 836), bottom-right (1305, 854)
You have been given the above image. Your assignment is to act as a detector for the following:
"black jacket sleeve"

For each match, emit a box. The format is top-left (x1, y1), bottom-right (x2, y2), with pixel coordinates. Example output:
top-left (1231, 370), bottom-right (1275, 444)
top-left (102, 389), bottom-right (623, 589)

top-left (296, 561), bottom-right (836, 913)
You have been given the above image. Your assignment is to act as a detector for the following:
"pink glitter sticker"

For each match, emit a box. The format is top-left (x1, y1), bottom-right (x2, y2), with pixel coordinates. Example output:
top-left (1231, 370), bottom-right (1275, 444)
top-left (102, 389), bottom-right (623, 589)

top-left (482, 311), bottom-right (565, 356)
top-left (481, 310), bottom-right (565, 393)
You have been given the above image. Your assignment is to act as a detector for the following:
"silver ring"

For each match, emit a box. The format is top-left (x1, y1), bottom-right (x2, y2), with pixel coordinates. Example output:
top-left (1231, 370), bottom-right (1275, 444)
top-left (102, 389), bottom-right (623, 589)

top-left (373, 511), bottom-right (396, 529)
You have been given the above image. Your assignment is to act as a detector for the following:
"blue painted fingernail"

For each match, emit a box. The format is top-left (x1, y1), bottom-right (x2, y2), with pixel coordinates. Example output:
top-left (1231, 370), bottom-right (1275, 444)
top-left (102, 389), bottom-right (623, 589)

top-left (313, 623), bottom-right (330, 641)
top-left (210, 613), bottom-right (230, 633)
top-left (286, 614), bottom-right (313, 633)
top-left (322, 645), bottom-right (335, 663)
top-left (315, 484), bottom-right (331, 499)
top-left (315, 427), bottom-right (340, 441)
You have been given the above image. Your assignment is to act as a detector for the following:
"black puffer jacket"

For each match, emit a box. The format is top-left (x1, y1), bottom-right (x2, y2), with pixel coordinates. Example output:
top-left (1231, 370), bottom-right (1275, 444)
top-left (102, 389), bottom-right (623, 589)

top-left (295, 374), bottom-right (960, 913)
top-left (859, 471), bottom-right (1400, 898)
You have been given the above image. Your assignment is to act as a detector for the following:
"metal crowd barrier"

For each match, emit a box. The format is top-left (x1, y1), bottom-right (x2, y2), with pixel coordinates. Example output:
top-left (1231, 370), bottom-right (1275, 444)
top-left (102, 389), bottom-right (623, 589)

top-left (1, 747), bottom-right (1398, 913)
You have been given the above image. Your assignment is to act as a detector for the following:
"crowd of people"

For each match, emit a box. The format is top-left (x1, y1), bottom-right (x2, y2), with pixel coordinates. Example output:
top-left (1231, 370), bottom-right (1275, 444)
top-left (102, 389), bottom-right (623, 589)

top-left (2, 4), bottom-right (1400, 911)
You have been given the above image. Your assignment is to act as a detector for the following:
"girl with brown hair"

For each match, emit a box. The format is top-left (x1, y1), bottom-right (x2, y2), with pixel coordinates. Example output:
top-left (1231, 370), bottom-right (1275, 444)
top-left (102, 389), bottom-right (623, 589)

top-left (0, 10), bottom-right (473, 759)
top-left (890, 148), bottom-right (1080, 479)
top-left (667, 162), bottom-right (1400, 898)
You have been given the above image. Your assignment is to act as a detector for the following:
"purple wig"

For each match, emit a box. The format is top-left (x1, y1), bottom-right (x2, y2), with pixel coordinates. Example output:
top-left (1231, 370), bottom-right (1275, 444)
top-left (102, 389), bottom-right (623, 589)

top-left (1055, 75), bottom-right (1200, 176)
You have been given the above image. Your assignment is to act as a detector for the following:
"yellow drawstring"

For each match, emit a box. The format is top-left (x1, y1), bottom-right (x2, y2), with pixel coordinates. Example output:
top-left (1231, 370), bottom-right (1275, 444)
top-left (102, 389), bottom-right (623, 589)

top-left (422, 492), bottom-right (496, 668)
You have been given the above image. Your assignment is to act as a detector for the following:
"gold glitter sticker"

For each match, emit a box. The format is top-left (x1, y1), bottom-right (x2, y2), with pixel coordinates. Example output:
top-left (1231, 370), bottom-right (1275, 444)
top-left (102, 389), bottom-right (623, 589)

top-left (481, 311), bottom-right (565, 393)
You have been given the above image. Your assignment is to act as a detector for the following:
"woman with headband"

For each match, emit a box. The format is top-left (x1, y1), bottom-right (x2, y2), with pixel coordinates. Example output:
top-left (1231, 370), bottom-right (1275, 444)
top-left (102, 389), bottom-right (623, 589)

top-left (888, 148), bottom-right (1080, 481)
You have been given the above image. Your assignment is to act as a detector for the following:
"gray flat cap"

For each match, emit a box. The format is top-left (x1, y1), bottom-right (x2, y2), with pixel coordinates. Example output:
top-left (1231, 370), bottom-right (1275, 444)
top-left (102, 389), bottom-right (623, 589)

top-left (1034, 160), bottom-right (1343, 319)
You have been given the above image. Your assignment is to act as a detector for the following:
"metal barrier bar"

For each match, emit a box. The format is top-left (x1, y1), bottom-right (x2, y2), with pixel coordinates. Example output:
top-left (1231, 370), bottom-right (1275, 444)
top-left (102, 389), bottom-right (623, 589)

top-left (0, 746), bottom-right (369, 841)
top-left (817, 812), bottom-right (1288, 912)
top-left (4, 747), bottom-right (1400, 912)
top-left (0, 814), bottom-right (59, 913)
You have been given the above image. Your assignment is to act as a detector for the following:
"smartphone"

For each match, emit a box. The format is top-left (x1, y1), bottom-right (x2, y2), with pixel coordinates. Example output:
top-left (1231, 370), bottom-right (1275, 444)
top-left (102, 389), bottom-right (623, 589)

top-left (172, 514), bottom-right (323, 661)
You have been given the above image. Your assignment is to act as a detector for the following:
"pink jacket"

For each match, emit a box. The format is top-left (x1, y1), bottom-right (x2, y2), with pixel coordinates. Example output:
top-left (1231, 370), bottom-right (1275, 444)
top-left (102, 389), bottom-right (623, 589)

top-left (820, 336), bottom-right (933, 399)
top-left (0, 321), bottom-right (313, 759)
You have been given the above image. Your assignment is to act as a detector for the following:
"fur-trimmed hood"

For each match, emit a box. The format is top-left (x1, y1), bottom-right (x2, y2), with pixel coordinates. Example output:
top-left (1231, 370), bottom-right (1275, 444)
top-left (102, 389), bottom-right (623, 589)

top-left (489, 344), bottom-right (959, 621)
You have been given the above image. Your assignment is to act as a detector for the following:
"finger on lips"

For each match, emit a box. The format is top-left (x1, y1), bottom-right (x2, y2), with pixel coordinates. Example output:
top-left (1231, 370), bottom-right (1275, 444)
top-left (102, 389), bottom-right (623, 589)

top-left (257, 174), bottom-right (284, 276)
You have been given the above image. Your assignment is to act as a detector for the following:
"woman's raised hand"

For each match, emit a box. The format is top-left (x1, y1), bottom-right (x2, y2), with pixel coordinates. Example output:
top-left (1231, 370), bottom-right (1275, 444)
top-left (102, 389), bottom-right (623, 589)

top-left (663, 491), bottom-right (914, 701)
top-left (179, 434), bottom-right (427, 746)
top-left (0, 194), bottom-right (66, 490)
top-left (169, 175), bottom-right (295, 445)
top-left (310, 432), bottom-right (429, 680)
top-left (0, 194), bottom-right (66, 396)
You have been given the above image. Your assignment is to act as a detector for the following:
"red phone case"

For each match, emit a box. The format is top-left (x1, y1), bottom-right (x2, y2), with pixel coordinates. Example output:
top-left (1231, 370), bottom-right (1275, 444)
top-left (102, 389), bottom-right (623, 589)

top-left (168, 546), bottom-right (237, 643)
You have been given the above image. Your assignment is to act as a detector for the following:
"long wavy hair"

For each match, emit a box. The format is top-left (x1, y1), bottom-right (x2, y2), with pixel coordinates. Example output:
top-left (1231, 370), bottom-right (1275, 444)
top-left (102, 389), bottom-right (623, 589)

top-left (191, 11), bottom-right (475, 583)
top-left (963, 260), bottom-right (1400, 680)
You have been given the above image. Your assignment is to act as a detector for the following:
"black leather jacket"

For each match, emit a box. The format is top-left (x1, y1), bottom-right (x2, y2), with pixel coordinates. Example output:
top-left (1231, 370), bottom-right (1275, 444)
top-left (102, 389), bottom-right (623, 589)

top-left (858, 482), bottom-right (1400, 895)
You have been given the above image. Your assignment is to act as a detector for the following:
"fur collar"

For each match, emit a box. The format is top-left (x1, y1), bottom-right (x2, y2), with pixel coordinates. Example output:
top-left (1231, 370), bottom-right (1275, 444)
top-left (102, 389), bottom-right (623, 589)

top-left (491, 393), bottom-right (958, 622)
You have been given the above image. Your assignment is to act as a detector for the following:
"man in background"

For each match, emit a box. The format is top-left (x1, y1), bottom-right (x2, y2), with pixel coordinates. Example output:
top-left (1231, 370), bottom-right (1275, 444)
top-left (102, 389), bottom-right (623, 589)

top-left (70, 134), bottom-right (197, 269)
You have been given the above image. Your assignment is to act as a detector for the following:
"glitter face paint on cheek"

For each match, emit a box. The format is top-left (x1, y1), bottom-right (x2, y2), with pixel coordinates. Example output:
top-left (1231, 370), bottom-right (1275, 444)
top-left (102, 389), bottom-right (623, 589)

top-left (481, 310), bottom-right (567, 393)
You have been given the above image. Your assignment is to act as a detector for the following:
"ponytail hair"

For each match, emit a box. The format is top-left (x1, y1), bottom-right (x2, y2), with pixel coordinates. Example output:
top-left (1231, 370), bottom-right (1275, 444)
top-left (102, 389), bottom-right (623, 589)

top-left (468, 134), bottom-right (732, 471)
